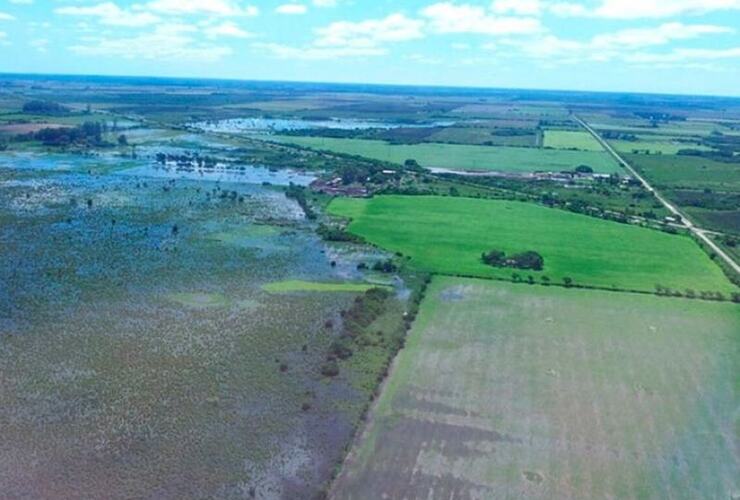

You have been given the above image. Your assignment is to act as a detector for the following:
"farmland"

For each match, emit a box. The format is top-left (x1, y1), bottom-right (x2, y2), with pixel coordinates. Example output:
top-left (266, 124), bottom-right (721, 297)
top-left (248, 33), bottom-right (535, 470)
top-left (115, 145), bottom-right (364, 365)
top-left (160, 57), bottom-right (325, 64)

top-left (267, 135), bottom-right (620, 174)
top-left (542, 130), bottom-right (604, 151)
top-left (332, 277), bottom-right (740, 499)
top-left (1, 74), bottom-right (739, 500)
top-left (626, 154), bottom-right (740, 192)
top-left (328, 195), bottom-right (734, 294)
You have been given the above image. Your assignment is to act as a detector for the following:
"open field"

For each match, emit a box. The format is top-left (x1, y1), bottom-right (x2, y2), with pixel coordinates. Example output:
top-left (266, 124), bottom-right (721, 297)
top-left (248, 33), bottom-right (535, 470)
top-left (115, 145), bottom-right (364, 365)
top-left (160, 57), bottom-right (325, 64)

top-left (609, 138), bottom-right (713, 155)
top-left (267, 136), bottom-right (620, 174)
top-left (332, 277), bottom-right (740, 499)
top-left (427, 126), bottom-right (538, 147)
top-left (626, 154), bottom-right (740, 192)
top-left (328, 195), bottom-right (735, 293)
top-left (542, 130), bottom-right (604, 151)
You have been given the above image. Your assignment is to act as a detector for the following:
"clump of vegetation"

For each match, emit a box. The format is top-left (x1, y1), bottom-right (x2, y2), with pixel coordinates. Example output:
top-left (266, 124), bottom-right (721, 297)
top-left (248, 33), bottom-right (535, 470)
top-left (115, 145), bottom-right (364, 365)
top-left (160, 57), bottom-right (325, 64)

top-left (481, 249), bottom-right (544, 271)
top-left (285, 184), bottom-right (316, 220)
top-left (372, 259), bottom-right (398, 273)
top-left (317, 223), bottom-right (364, 243)
top-left (22, 100), bottom-right (69, 115)
top-left (21, 121), bottom-right (108, 147)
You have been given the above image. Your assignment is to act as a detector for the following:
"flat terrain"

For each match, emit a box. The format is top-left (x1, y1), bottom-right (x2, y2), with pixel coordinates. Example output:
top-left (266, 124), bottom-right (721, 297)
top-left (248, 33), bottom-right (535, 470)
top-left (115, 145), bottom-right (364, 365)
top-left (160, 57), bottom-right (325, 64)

top-left (626, 154), bottom-right (740, 192)
top-left (268, 136), bottom-right (620, 174)
top-left (328, 195), bottom-right (734, 293)
top-left (609, 137), bottom-right (713, 155)
top-left (332, 277), bottom-right (740, 499)
top-left (542, 130), bottom-right (604, 151)
top-left (0, 157), bottom-right (391, 499)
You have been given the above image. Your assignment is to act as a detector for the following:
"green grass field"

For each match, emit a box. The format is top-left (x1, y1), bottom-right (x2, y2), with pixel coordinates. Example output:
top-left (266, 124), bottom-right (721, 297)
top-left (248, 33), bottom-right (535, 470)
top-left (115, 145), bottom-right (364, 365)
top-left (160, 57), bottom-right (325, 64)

top-left (627, 154), bottom-right (740, 192)
top-left (267, 135), bottom-right (620, 174)
top-left (543, 130), bottom-right (605, 151)
top-left (608, 134), bottom-right (715, 155)
top-left (427, 126), bottom-right (537, 147)
top-left (331, 278), bottom-right (740, 499)
top-left (328, 195), bottom-right (734, 293)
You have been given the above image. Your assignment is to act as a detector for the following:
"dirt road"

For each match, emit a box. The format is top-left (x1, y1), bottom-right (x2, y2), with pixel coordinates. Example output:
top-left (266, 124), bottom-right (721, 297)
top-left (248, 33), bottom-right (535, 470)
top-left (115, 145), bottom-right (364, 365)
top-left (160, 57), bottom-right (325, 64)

top-left (574, 115), bottom-right (740, 277)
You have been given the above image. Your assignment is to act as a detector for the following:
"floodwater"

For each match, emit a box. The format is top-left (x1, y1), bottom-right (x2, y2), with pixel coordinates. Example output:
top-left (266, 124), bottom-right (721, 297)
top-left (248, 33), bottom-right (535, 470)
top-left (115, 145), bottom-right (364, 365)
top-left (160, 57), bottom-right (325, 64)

top-left (189, 117), bottom-right (454, 134)
top-left (118, 162), bottom-right (316, 186)
top-left (0, 152), bottom-right (316, 187)
top-left (0, 148), bottom-right (385, 499)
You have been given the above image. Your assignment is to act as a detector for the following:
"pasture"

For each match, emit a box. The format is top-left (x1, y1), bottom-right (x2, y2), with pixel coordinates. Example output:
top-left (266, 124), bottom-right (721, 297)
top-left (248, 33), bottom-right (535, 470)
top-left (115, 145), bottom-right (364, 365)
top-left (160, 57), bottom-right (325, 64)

top-left (427, 126), bottom-right (538, 147)
top-left (267, 136), bottom-right (620, 174)
top-left (328, 195), bottom-right (734, 293)
top-left (542, 130), bottom-right (604, 151)
top-left (627, 154), bottom-right (740, 192)
top-left (609, 137), bottom-right (713, 155)
top-left (331, 277), bottom-right (740, 499)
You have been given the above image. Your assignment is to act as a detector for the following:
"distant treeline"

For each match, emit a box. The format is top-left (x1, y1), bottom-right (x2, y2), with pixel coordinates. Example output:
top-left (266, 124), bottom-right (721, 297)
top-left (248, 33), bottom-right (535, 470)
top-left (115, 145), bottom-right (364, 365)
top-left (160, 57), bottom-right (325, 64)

top-left (17, 121), bottom-right (107, 147)
top-left (22, 100), bottom-right (70, 115)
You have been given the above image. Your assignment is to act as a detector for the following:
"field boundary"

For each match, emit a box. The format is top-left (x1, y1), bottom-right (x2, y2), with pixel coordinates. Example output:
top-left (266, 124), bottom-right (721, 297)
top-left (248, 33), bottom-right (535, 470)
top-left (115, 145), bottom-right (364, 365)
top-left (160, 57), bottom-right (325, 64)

top-left (574, 114), bottom-right (740, 278)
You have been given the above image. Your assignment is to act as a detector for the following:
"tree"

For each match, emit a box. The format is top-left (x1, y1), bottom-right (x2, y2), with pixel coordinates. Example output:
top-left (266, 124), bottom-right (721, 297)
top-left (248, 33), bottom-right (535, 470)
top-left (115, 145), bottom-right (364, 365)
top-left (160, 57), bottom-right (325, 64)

top-left (563, 277), bottom-right (573, 287)
top-left (117, 134), bottom-right (128, 146)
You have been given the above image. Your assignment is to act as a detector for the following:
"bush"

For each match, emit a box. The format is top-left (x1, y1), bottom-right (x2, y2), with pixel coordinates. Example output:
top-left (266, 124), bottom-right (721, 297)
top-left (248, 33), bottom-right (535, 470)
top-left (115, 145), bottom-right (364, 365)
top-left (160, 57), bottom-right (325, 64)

top-left (481, 249), bottom-right (543, 271)
top-left (22, 100), bottom-right (69, 115)
top-left (320, 360), bottom-right (340, 377)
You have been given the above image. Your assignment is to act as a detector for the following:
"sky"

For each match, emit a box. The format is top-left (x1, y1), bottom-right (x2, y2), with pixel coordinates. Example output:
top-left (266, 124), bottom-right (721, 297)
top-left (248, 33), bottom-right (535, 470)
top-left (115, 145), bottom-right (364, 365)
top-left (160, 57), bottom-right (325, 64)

top-left (0, 0), bottom-right (739, 96)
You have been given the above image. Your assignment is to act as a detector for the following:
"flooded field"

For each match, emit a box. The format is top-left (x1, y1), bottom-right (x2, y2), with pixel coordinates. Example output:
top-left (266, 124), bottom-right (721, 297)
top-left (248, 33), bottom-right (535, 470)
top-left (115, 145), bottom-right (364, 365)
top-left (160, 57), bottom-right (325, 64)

top-left (189, 117), bottom-right (453, 134)
top-left (0, 151), bottom-right (389, 499)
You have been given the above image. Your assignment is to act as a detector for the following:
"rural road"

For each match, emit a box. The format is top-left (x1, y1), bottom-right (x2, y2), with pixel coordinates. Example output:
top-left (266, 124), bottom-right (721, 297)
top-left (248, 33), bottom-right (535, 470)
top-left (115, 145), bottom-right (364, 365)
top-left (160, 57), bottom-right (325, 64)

top-left (574, 115), bottom-right (740, 277)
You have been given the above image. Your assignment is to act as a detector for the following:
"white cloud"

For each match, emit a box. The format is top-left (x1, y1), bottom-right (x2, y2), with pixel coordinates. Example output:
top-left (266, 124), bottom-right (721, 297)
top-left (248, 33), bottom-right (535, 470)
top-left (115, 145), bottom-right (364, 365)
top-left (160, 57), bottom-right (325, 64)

top-left (68, 23), bottom-right (232, 61)
top-left (548, 2), bottom-right (588, 17)
top-left (498, 21), bottom-right (734, 65)
top-left (275, 4), bottom-right (308, 15)
top-left (315, 13), bottom-right (424, 48)
top-left (253, 13), bottom-right (422, 60)
top-left (204, 21), bottom-right (253, 38)
top-left (253, 42), bottom-right (385, 59)
top-left (591, 22), bottom-right (733, 48)
top-left (9, 0), bottom-right (33, 4)
top-left (0, 12), bottom-right (16, 21)
top-left (56, 3), bottom-right (160, 27)
top-left (551, 0), bottom-right (740, 18)
top-left (626, 46), bottom-right (740, 63)
top-left (491, 0), bottom-right (542, 16)
top-left (421, 3), bottom-right (541, 36)
top-left (312, 0), bottom-right (337, 6)
top-left (139, 0), bottom-right (258, 17)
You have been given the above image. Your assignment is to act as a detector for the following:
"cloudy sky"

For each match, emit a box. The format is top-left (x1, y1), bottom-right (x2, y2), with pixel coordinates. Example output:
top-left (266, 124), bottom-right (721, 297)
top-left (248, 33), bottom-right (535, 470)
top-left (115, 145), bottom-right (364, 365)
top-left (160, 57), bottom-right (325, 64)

top-left (1, 0), bottom-right (739, 96)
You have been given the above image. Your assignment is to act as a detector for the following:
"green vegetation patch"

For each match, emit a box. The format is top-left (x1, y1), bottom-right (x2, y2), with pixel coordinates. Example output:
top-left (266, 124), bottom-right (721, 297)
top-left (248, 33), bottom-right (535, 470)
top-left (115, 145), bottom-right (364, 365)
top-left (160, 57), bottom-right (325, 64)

top-left (262, 280), bottom-right (381, 293)
top-left (333, 277), bottom-right (740, 499)
top-left (543, 130), bottom-right (605, 151)
top-left (328, 195), bottom-right (734, 293)
top-left (268, 135), bottom-right (620, 174)
top-left (627, 153), bottom-right (740, 192)
top-left (427, 126), bottom-right (537, 147)
top-left (610, 137), bottom-right (713, 155)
